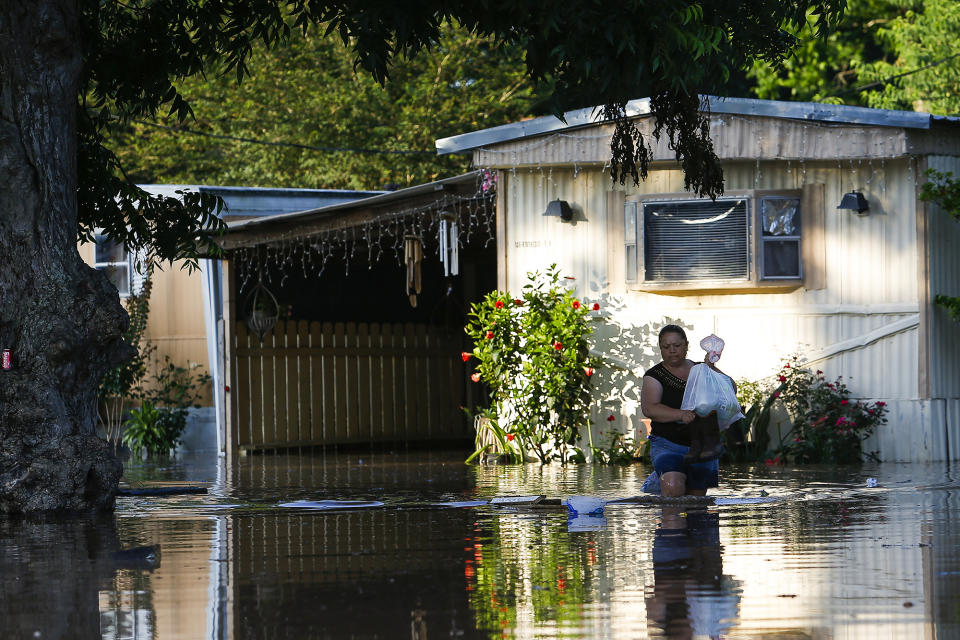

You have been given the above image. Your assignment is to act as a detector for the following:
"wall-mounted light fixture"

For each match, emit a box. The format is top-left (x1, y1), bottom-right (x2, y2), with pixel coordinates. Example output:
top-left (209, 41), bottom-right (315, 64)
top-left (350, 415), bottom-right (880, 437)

top-left (837, 190), bottom-right (869, 215)
top-left (543, 199), bottom-right (573, 222)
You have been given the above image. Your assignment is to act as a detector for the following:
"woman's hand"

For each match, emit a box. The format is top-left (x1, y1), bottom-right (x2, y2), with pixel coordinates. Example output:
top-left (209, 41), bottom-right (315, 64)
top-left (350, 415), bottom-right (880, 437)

top-left (678, 410), bottom-right (696, 424)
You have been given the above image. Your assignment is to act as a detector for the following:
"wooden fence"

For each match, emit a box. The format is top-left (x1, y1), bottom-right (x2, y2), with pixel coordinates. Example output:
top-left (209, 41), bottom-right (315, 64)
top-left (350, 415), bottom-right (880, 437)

top-left (231, 320), bottom-right (469, 452)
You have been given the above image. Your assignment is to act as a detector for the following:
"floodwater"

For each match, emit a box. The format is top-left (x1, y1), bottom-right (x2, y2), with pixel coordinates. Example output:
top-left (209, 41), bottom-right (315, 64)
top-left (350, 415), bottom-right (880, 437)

top-left (2, 451), bottom-right (959, 640)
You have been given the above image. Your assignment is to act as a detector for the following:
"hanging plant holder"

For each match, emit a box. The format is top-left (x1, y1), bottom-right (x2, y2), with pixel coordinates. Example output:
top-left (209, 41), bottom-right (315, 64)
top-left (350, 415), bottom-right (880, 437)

top-left (243, 276), bottom-right (280, 344)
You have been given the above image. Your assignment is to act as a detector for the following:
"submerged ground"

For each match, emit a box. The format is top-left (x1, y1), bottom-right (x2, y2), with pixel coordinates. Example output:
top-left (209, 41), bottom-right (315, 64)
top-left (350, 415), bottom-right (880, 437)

top-left (1, 450), bottom-right (958, 639)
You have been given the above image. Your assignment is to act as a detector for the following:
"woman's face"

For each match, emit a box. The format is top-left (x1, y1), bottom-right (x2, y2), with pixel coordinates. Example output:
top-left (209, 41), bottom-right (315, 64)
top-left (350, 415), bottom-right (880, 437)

top-left (658, 332), bottom-right (688, 366)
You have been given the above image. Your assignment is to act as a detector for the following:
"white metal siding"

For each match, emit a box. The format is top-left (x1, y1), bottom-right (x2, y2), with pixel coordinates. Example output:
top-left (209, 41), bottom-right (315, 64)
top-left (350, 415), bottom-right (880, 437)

top-left (499, 155), bottom-right (940, 459)
top-left (925, 156), bottom-right (960, 402)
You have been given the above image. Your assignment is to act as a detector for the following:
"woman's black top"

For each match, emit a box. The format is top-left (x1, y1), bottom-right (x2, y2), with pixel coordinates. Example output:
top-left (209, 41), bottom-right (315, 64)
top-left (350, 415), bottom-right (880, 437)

top-left (643, 362), bottom-right (691, 447)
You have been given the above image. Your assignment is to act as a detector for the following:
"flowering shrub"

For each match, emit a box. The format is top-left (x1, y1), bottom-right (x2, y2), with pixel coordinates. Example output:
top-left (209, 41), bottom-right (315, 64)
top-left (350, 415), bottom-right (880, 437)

top-left (464, 265), bottom-right (601, 463)
top-left (771, 361), bottom-right (887, 464)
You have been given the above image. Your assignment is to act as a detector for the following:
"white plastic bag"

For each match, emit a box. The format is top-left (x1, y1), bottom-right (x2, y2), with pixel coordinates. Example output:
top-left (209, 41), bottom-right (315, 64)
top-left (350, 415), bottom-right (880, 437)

top-left (700, 334), bottom-right (725, 363)
top-left (681, 363), bottom-right (744, 430)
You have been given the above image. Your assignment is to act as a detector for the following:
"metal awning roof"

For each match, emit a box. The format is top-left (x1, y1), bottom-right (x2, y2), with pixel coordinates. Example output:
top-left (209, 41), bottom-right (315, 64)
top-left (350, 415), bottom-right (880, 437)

top-left (436, 96), bottom-right (960, 155)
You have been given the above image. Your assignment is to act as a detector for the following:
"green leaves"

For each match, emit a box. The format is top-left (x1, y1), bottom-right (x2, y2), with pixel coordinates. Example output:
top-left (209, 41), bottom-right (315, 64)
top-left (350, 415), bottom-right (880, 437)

top-left (465, 265), bottom-right (602, 464)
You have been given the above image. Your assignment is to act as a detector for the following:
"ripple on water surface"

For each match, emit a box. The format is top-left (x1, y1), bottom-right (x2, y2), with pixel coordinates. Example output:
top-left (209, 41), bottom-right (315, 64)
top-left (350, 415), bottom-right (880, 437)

top-left (2, 451), bottom-right (959, 639)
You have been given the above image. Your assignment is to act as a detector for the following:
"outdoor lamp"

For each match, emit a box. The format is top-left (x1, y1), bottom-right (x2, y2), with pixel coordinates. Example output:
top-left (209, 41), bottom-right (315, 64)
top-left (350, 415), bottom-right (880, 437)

top-left (838, 190), bottom-right (869, 215)
top-left (543, 199), bottom-right (573, 222)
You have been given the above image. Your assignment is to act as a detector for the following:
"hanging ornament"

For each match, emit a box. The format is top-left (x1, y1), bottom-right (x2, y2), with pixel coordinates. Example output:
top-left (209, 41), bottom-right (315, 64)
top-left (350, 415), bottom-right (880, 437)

top-left (404, 234), bottom-right (423, 308)
top-left (438, 212), bottom-right (459, 277)
top-left (243, 272), bottom-right (280, 344)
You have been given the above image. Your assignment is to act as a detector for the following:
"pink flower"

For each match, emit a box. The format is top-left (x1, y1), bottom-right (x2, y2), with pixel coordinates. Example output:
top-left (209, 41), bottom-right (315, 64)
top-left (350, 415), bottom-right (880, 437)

top-left (554, 341), bottom-right (563, 350)
top-left (840, 399), bottom-right (849, 406)
top-left (584, 367), bottom-right (594, 377)
top-left (494, 300), bottom-right (504, 309)
top-left (592, 303), bottom-right (600, 311)
top-left (461, 351), bottom-right (471, 362)
top-left (836, 417), bottom-right (846, 426)
top-left (794, 437), bottom-right (803, 443)
top-left (773, 391), bottom-right (781, 398)
top-left (572, 300), bottom-right (581, 309)
top-left (470, 372), bottom-right (481, 382)
top-left (778, 375), bottom-right (787, 383)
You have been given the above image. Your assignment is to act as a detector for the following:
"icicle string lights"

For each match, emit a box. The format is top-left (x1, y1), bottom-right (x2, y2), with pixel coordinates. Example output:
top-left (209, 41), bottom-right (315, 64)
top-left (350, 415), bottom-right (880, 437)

top-left (235, 181), bottom-right (496, 293)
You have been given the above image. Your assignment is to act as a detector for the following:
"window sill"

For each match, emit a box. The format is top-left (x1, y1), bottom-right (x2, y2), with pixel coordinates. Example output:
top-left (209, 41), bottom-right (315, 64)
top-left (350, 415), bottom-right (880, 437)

top-left (629, 280), bottom-right (803, 296)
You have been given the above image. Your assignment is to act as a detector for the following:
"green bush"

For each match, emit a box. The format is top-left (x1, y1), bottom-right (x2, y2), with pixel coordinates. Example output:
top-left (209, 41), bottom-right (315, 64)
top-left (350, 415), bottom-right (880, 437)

top-left (122, 401), bottom-right (186, 458)
top-left (465, 265), bottom-right (602, 464)
top-left (122, 355), bottom-right (210, 458)
top-left (772, 361), bottom-right (887, 464)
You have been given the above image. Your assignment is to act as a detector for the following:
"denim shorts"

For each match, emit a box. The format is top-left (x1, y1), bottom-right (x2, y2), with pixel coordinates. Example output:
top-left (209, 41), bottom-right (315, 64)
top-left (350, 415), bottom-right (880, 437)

top-left (646, 435), bottom-right (719, 491)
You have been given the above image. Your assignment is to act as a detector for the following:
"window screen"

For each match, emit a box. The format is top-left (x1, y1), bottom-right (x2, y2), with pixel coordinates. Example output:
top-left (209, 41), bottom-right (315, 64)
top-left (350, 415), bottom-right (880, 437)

top-left (642, 198), bottom-right (749, 282)
top-left (94, 234), bottom-right (131, 296)
top-left (759, 197), bottom-right (801, 279)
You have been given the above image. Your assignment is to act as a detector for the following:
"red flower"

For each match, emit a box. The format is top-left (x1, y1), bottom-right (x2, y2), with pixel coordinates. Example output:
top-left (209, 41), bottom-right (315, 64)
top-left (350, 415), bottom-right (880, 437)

top-left (794, 437), bottom-right (803, 443)
top-left (784, 363), bottom-right (791, 369)
top-left (470, 372), bottom-right (481, 382)
top-left (773, 391), bottom-right (781, 398)
top-left (224, 385), bottom-right (231, 393)
top-left (506, 433), bottom-right (515, 441)
top-left (836, 417), bottom-right (846, 426)
top-left (584, 367), bottom-right (594, 377)
top-left (514, 299), bottom-right (523, 306)
top-left (553, 341), bottom-right (563, 350)
top-left (592, 303), bottom-right (600, 311)
top-left (877, 401), bottom-right (886, 407)
top-left (494, 300), bottom-right (504, 309)
top-left (572, 300), bottom-right (581, 309)
top-left (461, 351), bottom-right (471, 362)
top-left (778, 375), bottom-right (787, 382)
top-left (816, 370), bottom-right (823, 375)
top-left (840, 399), bottom-right (848, 405)
top-left (607, 414), bottom-right (616, 422)
top-left (485, 331), bottom-right (494, 340)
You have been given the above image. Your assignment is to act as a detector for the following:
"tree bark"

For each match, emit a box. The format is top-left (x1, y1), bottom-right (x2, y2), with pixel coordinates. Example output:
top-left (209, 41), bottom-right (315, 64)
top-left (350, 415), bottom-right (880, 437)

top-left (0, 2), bottom-right (127, 512)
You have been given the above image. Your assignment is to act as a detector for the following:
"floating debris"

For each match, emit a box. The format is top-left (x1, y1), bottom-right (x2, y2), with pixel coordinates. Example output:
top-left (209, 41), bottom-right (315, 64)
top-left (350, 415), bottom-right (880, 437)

top-left (277, 500), bottom-right (385, 510)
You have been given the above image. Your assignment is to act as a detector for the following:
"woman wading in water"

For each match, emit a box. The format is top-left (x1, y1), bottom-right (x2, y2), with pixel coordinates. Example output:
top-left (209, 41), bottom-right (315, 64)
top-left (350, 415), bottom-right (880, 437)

top-left (641, 325), bottom-right (729, 497)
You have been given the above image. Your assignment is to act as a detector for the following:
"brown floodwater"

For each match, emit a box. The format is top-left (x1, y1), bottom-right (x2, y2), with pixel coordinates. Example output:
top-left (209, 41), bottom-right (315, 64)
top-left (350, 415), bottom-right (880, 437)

top-left (2, 450), bottom-right (958, 639)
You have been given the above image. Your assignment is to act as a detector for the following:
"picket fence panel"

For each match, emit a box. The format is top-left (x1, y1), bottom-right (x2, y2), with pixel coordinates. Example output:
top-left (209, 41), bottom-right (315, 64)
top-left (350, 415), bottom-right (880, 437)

top-left (232, 320), bottom-right (468, 451)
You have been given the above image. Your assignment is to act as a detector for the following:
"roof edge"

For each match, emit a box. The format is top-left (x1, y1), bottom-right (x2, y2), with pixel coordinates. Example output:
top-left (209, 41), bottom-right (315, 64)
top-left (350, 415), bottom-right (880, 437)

top-left (436, 96), bottom-right (947, 155)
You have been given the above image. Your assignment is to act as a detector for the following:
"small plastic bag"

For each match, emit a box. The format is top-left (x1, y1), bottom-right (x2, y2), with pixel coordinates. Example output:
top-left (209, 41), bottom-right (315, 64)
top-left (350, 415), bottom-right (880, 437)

top-left (700, 334), bottom-right (725, 363)
top-left (681, 363), bottom-right (744, 430)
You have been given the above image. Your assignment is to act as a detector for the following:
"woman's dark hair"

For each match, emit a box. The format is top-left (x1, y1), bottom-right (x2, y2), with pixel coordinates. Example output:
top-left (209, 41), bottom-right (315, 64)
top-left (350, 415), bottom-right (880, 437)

top-left (658, 324), bottom-right (687, 343)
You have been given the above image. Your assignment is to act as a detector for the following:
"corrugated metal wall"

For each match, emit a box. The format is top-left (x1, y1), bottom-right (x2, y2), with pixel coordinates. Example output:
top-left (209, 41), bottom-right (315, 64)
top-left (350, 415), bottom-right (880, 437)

top-left (499, 156), bottom-right (941, 460)
top-left (925, 156), bottom-right (960, 402)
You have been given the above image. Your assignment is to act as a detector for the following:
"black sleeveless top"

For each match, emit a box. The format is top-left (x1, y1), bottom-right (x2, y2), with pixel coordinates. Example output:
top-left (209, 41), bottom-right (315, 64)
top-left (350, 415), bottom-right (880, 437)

top-left (643, 362), bottom-right (691, 447)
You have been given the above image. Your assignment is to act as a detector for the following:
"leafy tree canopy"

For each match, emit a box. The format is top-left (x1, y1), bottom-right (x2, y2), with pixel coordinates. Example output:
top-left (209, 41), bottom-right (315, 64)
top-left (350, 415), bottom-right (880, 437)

top-left (106, 22), bottom-right (546, 190)
top-left (748, 0), bottom-right (960, 115)
top-left (79, 0), bottom-right (845, 264)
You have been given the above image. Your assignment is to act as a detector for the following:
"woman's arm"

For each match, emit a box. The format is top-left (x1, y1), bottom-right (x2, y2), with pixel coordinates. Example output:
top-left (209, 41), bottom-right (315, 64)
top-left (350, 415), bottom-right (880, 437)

top-left (641, 376), bottom-right (695, 423)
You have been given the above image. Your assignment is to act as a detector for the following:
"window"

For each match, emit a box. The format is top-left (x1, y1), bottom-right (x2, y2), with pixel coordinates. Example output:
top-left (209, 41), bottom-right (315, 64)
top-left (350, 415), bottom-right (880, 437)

top-left (625, 190), bottom-right (808, 289)
top-left (94, 234), bottom-right (131, 296)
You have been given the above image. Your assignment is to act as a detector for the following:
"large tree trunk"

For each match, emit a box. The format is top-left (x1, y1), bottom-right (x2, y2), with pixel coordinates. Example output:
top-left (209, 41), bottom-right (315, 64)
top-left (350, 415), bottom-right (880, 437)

top-left (0, 2), bottom-right (127, 512)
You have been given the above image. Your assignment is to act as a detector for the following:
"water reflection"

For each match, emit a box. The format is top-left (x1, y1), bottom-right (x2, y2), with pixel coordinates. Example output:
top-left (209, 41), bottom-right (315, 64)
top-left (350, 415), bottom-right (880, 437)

top-left (1, 453), bottom-right (960, 639)
top-left (645, 507), bottom-right (740, 638)
top-left (0, 514), bottom-right (157, 639)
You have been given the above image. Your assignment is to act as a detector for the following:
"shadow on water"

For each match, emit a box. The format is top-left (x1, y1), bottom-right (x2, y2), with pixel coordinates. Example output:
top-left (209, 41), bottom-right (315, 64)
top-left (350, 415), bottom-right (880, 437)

top-left (2, 451), bottom-right (960, 639)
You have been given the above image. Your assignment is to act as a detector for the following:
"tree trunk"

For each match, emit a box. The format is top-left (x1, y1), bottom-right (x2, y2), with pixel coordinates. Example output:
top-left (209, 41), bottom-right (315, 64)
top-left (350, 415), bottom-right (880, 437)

top-left (0, 2), bottom-right (127, 512)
